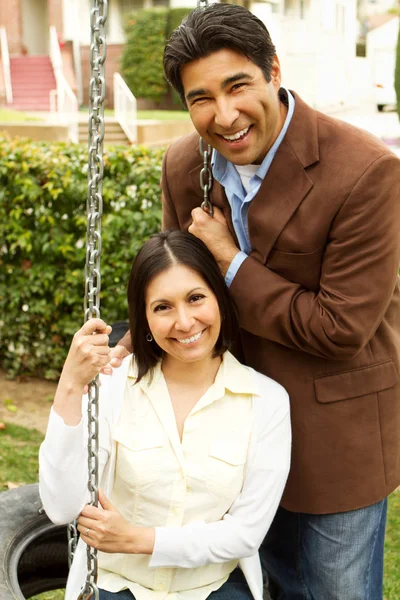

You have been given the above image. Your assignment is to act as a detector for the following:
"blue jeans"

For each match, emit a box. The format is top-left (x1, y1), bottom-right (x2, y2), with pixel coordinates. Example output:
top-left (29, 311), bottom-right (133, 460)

top-left (99, 568), bottom-right (252, 600)
top-left (260, 498), bottom-right (388, 600)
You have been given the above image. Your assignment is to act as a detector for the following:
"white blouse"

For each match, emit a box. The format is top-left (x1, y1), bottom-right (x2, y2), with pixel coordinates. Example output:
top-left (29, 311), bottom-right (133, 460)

top-left (39, 351), bottom-right (291, 600)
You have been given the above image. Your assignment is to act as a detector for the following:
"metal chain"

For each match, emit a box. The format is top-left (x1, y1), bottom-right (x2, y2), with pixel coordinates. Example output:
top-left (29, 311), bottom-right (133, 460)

top-left (67, 2), bottom-right (107, 599)
top-left (199, 138), bottom-right (213, 217)
top-left (196, 0), bottom-right (212, 214)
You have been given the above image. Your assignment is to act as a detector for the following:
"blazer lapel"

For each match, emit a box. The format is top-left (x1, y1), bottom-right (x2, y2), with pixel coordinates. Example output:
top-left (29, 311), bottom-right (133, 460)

top-left (248, 92), bottom-right (320, 263)
top-left (248, 139), bottom-right (313, 263)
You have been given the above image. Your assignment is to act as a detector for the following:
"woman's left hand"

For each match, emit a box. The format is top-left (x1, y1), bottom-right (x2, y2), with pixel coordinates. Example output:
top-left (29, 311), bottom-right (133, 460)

top-left (77, 490), bottom-right (155, 554)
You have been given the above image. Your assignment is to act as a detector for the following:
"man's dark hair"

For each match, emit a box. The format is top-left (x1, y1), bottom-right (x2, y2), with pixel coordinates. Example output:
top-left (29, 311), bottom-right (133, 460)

top-left (127, 229), bottom-right (239, 382)
top-left (163, 3), bottom-right (276, 105)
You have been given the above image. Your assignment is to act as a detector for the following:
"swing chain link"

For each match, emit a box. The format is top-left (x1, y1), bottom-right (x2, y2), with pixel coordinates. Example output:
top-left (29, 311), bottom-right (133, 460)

top-left (69, 2), bottom-right (108, 599)
top-left (199, 138), bottom-right (213, 217)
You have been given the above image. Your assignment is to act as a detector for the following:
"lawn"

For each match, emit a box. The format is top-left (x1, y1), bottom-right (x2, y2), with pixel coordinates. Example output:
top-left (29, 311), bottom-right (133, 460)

top-left (79, 106), bottom-right (190, 121)
top-left (0, 422), bottom-right (399, 600)
top-left (0, 107), bottom-right (189, 123)
top-left (0, 108), bottom-right (42, 122)
top-left (137, 109), bottom-right (189, 121)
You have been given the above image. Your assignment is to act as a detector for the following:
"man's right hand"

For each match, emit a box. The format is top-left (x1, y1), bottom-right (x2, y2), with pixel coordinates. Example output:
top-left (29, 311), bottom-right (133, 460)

top-left (101, 344), bottom-right (130, 374)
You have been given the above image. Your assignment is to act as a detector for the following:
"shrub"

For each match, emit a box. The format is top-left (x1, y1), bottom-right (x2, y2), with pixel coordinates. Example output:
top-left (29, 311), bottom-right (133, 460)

top-left (166, 8), bottom-right (192, 38)
top-left (0, 136), bottom-right (164, 379)
top-left (121, 8), bottom-right (169, 102)
top-left (120, 7), bottom-right (193, 106)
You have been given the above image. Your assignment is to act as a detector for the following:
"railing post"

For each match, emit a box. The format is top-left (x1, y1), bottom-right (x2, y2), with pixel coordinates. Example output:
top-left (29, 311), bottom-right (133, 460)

top-left (0, 27), bottom-right (13, 104)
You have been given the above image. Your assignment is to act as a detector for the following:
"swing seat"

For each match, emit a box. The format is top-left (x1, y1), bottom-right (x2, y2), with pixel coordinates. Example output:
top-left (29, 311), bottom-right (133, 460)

top-left (0, 484), bottom-right (69, 599)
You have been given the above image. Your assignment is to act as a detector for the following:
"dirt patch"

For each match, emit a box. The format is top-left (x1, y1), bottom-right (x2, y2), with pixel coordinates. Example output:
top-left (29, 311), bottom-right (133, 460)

top-left (0, 369), bottom-right (57, 435)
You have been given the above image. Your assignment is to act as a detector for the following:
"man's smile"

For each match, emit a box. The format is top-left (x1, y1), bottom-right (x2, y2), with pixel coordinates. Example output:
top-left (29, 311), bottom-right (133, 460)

top-left (218, 126), bottom-right (252, 142)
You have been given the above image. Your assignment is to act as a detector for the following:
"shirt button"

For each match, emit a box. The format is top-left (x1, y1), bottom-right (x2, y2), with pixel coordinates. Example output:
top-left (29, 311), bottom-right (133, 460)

top-left (154, 582), bottom-right (166, 591)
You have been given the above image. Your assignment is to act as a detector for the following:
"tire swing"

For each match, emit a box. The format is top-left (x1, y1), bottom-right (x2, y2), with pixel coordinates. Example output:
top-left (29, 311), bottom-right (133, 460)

top-left (0, 1), bottom-right (108, 597)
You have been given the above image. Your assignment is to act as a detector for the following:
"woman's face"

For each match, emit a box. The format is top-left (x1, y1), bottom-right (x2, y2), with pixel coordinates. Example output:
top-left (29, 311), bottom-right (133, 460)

top-left (145, 263), bottom-right (222, 368)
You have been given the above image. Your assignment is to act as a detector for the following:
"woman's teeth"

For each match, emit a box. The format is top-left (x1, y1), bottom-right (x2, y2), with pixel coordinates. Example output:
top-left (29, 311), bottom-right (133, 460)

top-left (177, 331), bottom-right (203, 345)
top-left (222, 126), bottom-right (250, 141)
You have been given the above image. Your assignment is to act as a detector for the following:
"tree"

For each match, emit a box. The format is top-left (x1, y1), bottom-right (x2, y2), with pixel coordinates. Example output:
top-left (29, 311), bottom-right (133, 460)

top-left (121, 8), bottom-right (169, 102)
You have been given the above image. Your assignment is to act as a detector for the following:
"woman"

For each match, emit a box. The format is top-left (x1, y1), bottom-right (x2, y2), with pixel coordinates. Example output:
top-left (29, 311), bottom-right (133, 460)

top-left (39, 230), bottom-right (291, 600)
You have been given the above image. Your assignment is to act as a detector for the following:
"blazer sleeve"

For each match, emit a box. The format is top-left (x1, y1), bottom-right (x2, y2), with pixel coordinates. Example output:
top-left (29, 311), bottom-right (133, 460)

top-left (230, 153), bottom-right (400, 360)
top-left (149, 376), bottom-right (291, 568)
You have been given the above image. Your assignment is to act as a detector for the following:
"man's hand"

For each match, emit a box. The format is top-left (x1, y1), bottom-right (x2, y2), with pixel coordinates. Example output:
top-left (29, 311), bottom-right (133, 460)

top-left (77, 490), bottom-right (155, 554)
top-left (188, 206), bottom-right (239, 276)
top-left (100, 344), bottom-right (130, 375)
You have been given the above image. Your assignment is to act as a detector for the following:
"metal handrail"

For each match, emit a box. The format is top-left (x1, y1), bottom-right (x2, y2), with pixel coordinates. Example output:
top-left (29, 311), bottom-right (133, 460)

top-left (0, 27), bottom-right (13, 104)
top-left (49, 26), bottom-right (79, 143)
top-left (113, 72), bottom-right (137, 143)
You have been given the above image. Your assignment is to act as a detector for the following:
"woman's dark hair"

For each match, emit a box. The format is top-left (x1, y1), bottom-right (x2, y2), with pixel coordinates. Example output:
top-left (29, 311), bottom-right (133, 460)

top-left (127, 229), bottom-right (238, 382)
top-left (163, 3), bottom-right (276, 105)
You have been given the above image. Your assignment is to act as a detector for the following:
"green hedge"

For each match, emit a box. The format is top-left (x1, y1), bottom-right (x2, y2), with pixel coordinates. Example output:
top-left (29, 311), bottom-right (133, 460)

top-left (121, 7), bottom-right (192, 105)
top-left (121, 8), bottom-right (169, 102)
top-left (0, 136), bottom-right (164, 379)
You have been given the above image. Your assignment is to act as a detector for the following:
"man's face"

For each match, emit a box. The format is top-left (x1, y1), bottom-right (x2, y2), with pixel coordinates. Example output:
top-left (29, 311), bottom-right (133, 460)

top-left (181, 48), bottom-right (286, 165)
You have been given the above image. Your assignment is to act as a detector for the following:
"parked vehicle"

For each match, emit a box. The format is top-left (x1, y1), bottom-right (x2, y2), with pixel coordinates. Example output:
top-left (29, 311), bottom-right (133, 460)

top-left (367, 16), bottom-right (399, 112)
top-left (373, 48), bottom-right (396, 112)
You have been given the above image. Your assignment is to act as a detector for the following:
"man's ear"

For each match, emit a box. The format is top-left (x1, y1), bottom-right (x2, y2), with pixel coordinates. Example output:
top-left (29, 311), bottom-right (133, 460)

top-left (270, 54), bottom-right (282, 88)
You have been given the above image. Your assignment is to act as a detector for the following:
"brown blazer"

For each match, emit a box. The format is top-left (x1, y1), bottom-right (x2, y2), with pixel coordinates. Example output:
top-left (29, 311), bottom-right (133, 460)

top-left (161, 92), bottom-right (400, 514)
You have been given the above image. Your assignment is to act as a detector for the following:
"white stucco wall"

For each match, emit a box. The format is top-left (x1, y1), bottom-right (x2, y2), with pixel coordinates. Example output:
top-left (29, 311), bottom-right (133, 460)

top-left (21, 0), bottom-right (48, 54)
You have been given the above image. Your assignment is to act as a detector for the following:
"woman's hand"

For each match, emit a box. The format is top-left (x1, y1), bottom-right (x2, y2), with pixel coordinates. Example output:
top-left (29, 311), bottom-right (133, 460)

top-left (77, 490), bottom-right (155, 554)
top-left (62, 318), bottom-right (112, 390)
top-left (52, 319), bottom-right (111, 425)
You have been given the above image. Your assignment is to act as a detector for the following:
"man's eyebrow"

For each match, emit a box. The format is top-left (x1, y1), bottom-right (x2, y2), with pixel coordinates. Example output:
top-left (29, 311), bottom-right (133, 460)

top-left (185, 73), bottom-right (253, 103)
top-left (221, 73), bottom-right (253, 88)
top-left (186, 87), bottom-right (208, 102)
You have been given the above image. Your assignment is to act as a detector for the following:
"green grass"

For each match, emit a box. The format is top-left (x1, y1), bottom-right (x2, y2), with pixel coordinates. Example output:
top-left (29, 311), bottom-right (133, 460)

top-left (31, 591), bottom-right (64, 600)
top-left (79, 106), bottom-right (190, 121)
top-left (137, 109), bottom-right (189, 121)
top-left (1, 422), bottom-right (399, 599)
top-left (384, 490), bottom-right (400, 599)
top-left (0, 423), bottom-right (43, 489)
top-left (0, 108), bottom-right (42, 122)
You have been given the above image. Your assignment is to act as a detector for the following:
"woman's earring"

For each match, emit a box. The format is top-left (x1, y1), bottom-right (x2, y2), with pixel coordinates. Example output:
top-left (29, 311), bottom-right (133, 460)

top-left (146, 333), bottom-right (153, 342)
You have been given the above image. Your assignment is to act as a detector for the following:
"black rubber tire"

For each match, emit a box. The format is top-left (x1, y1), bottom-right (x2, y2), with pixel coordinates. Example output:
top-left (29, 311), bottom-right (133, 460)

top-left (377, 104), bottom-right (385, 112)
top-left (108, 321), bottom-right (129, 348)
top-left (0, 484), bottom-right (69, 599)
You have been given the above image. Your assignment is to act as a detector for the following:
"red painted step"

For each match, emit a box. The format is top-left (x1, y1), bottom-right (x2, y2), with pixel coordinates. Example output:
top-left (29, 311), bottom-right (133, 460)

top-left (9, 55), bottom-right (56, 111)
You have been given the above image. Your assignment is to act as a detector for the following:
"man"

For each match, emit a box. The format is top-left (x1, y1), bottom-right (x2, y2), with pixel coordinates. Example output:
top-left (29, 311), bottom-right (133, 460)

top-left (116, 4), bottom-right (400, 599)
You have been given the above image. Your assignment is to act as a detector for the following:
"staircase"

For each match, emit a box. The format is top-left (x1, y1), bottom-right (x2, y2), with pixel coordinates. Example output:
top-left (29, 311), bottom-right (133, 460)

top-left (10, 55), bottom-right (56, 111)
top-left (78, 118), bottom-right (130, 146)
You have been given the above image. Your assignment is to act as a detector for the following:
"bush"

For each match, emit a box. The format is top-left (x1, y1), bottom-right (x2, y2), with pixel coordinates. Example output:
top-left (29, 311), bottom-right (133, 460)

top-left (120, 7), bottom-right (193, 106)
top-left (0, 136), bottom-right (164, 379)
top-left (166, 8), bottom-right (192, 38)
top-left (121, 8), bottom-right (169, 102)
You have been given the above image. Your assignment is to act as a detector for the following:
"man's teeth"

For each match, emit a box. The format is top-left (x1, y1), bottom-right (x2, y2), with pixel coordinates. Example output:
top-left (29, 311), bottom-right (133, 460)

top-left (222, 127), bottom-right (250, 141)
top-left (177, 331), bottom-right (203, 345)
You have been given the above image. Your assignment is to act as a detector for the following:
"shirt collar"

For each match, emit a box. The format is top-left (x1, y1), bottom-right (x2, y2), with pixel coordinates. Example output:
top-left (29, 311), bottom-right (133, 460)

top-left (128, 351), bottom-right (259, 397)
top-left (212, 87), bottom-right (295, 183)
